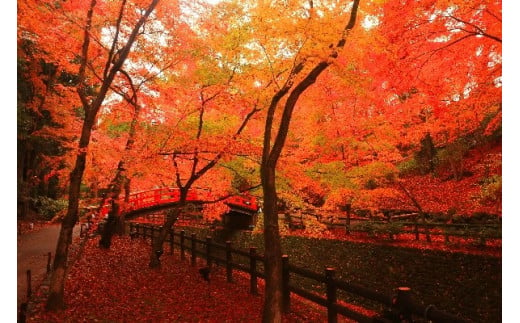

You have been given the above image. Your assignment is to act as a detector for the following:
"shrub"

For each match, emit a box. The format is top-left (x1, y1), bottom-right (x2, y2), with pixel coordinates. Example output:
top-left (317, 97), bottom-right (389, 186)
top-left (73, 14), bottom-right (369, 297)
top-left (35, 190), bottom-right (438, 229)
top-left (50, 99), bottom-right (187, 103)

top-left (31, 196), bottom-right (68, 221)
top-left (434, 139), bottom-right (471, 180)
top-left (479, 175), bottom-right (501, 205)
top-left (351, 221), bottom-right (403, 240)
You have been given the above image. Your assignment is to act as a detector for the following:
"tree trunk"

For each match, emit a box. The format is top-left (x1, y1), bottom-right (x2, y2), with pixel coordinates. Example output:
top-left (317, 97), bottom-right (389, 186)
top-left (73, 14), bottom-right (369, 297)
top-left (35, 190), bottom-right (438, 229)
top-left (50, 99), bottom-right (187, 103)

top-left (100, 94), bottom-right (141, 245)
top-left (46, 118), bottom-right (93, 311)
top-left (261, 165), bottom-right (283, 323)
top-left (149, 193), bottom-right (186, 268)
top-left (259, 3), bottom-right (360, 320)
top-left (99, 162), bottom-right (127, 248)
top-left (149, 213), bottom-right (179, 268)
top-left (99, 199), bottom-right (121, 249)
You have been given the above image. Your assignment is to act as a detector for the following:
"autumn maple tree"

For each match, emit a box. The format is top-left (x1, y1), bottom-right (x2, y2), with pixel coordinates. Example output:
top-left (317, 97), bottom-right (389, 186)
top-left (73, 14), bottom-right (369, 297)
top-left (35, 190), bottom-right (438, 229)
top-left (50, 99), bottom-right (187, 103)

top-left (18, 0), bottom-right (163, 310)
top-left (17, 0), bottom-right (501, 319)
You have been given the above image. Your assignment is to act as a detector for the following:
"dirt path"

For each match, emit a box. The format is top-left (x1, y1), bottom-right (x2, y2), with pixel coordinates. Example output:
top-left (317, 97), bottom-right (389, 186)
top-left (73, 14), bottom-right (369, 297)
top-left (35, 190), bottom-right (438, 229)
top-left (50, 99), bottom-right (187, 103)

top-left (17, 224), bottom-right (80, 310)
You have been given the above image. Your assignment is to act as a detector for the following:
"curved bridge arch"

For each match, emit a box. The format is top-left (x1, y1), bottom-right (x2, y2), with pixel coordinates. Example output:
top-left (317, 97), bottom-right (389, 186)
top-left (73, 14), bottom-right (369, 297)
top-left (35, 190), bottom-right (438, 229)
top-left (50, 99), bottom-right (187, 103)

top-left (97, 187), bottom-right (259, 220)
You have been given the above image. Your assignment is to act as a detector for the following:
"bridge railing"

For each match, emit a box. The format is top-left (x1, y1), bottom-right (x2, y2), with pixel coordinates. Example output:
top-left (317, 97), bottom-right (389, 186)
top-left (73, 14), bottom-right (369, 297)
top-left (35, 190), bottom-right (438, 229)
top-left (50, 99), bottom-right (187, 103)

top-left (94, 188), bottom-right (258, 218)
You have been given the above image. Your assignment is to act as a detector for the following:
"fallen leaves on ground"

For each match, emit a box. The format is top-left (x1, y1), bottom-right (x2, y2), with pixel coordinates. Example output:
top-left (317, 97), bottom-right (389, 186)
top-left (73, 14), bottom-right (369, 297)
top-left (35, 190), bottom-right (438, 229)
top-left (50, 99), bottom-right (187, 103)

top-left (27, 236), bottom-right (356, 322)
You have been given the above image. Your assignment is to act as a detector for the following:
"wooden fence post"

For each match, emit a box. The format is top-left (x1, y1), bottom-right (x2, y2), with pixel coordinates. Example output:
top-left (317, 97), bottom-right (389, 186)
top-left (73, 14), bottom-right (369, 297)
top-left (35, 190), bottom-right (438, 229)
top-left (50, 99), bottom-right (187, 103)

top-left (226, 241), bottom-right (233, 283)
top-left (169, 229), bottom-right (174, 255)
top-left (129, 223), bottom-right (134, 239)
top-left (282, 255), bottom-right (290, 313)
top-left (191, 233), bottom-right (197, 266)
top-left (206, 236), bottom-right (212, 268)
top-left (249, 247), bottom-right (258, 295)
top-left (26, 270), bottom-right (32, 299)
top-left (444, 229), bottom-right (450, 245)
top-left (18, 302), bottom-right (27, 323)
top-left (395, 287), bottom-right (413, 322)
top-left (325, 267), bottom-right (337, 323)
top-left (426, 226), bottom-right (432, 243)
top-left (345, 204), bottom-right (351, 235)
top-left (180, 230), bottom-right (185, 260)
top-left (46, 252), bottom-right (52, 273)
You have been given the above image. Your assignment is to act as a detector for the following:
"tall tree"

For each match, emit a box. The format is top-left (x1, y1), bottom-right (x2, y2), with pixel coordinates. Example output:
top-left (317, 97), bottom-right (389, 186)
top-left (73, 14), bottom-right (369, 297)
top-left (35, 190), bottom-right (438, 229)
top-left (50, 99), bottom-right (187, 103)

top-left (255, 0), bottom-right (361, 320)
top-left (19, 0), bottom-right (162, 310)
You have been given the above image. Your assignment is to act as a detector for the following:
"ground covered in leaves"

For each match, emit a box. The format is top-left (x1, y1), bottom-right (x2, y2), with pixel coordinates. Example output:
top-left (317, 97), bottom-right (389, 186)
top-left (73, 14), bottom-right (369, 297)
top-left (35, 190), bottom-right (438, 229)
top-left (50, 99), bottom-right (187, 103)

top-left (27, 236), bottom-right (353, 322)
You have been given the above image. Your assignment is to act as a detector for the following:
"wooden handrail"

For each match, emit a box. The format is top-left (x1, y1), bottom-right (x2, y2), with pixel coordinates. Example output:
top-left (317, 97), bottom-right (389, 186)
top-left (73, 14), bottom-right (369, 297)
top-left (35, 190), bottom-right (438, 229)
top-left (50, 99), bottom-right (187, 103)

top-left (93, 187), bottom-right (259, 218)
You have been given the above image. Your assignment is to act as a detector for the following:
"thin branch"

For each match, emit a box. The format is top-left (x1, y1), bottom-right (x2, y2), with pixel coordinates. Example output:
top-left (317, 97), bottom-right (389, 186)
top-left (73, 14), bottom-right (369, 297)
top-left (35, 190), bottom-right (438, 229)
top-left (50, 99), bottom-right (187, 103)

top-left (484, 8), bottom-right (501, 23)
top-left (76, 0), bottom-right (96, 113)
top-left (104, 0), bottom-right (127, 79)
top-left (447, 14), bottom-right (501, 43)
top-left (396, 180), bottom-right (424, 215)
top-left (199, 184), bottom-right (262, 205)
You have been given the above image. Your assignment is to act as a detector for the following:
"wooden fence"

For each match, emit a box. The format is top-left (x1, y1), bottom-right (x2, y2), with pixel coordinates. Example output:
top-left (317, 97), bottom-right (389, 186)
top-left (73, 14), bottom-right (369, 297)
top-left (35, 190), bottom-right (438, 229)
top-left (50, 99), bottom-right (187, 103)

top-left (285, 209), bottom-right (501, 245)
top-left (129, 222), bottom-right (470, 323)
top-left (321, 216), bottom-right (501, 244)
top-left (18, 252), bottom-right (53, 323)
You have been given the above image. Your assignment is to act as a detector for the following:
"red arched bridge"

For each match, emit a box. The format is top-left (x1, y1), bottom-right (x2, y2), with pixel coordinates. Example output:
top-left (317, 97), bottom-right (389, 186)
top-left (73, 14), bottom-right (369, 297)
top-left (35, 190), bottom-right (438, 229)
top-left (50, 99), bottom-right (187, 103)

top-left (96, 187), bottom-right (259, 219)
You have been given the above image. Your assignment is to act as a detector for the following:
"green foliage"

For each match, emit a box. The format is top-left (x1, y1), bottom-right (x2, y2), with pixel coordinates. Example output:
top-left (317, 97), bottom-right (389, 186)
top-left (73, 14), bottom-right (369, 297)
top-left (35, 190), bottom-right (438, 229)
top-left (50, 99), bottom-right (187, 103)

top-left (351, 221), bottom-right (403, 239)
top-left (31, 196), bottom-right (68, 221)
top-left (396, 158), bottom-right (420, 176)
top-left (309, 161), bottom-right (398, 195)
top-left (434, 138), bottom-right (471, 180)
top-left (306, 161), bottom-right (355, 190)
top-left (471, 211), bottom-right (501, 223)
top-left (479, 175), bottom-right (501, 204)
top-left (350, 221), bottom-right (376, 235)
top-left (107, 121), bottom-right (131, 139)
top-left (478, 225), bottom-right (502, 240)
top-left (221, 157), bottom-right (259, 193)
top-left (345, 161), bottom-right (398, 189)
top-left (302, 217), bottom-right (329, 235)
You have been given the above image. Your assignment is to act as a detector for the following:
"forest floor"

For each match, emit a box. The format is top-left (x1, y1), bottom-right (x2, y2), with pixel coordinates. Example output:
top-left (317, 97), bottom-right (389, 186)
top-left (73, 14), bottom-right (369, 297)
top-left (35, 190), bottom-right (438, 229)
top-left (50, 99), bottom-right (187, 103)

top-left (18, 216), bottom-right (500, 322)
top-left (289, 226), bottom-right (502, 258)
top-left (22, 233), bottom-right (365, 322)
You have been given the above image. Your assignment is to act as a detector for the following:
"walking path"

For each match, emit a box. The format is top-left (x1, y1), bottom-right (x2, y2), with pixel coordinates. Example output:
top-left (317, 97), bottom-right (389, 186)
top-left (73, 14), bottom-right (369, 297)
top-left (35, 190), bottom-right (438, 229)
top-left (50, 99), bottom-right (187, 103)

top-left (17, 224), bottom-right (80, 312)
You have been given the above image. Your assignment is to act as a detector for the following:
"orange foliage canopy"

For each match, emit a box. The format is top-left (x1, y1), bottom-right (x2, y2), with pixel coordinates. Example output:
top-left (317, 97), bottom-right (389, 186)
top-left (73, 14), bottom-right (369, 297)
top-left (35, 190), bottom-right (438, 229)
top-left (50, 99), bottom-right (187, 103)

top-left (18, 0), bottom-right (501, 218)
